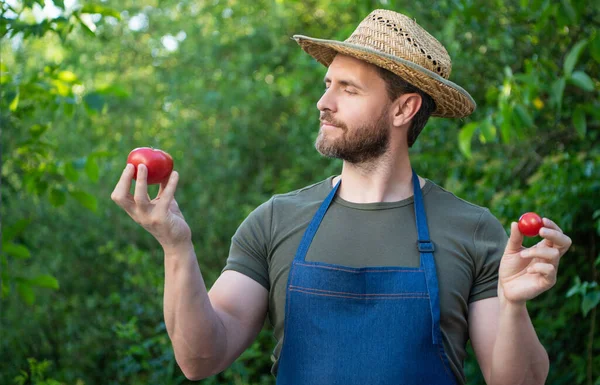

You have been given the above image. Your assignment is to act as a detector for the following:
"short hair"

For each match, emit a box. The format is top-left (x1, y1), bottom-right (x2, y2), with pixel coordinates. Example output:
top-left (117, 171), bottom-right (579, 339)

top-left (375, 66), bottom-right (436, 147)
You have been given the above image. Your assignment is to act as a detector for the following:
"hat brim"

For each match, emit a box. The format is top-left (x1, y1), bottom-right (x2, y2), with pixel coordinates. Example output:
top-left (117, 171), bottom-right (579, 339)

top-left (293, 35), bottom-right (476, 118)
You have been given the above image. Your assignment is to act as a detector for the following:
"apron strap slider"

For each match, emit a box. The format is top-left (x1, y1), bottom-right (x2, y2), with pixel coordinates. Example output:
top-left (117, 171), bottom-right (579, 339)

top-left (417, 240), bottom-right (435, 253)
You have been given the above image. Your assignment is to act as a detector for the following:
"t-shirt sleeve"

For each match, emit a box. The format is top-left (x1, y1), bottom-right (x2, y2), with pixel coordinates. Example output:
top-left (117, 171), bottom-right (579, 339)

top-left (221, 198), bottom-right (273, 291)
top-left (469, 209), bottom-right (508, 303)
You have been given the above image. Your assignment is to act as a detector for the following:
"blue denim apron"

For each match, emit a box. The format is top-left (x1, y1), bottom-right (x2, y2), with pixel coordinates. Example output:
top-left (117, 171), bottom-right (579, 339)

top-left (276, 170), bottom-right (456, 385)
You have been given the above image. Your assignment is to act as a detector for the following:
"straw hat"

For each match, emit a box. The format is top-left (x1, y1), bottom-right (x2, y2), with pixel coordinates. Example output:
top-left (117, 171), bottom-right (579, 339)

top-left (293, 9), bottom-right (476, 118)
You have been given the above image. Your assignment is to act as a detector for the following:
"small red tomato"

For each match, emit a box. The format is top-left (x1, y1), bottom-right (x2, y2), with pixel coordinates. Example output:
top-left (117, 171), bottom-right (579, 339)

top-left (127, 147), bottom-right (174, 185)
top-left (518, 212), bottom-right (543, 237)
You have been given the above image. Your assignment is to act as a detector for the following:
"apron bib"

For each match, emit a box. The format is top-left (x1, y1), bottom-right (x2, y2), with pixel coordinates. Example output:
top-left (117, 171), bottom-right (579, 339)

top-left (276, 170), bottom-right (457, 385)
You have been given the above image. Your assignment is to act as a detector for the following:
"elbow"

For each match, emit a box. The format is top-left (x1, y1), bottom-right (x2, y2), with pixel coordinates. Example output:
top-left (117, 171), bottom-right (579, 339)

top-left (177, 356), bottom-right (224, 381)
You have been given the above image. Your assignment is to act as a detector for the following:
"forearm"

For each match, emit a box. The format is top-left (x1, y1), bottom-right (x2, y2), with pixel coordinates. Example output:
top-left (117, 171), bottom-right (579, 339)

top-left (163, 243), bottom-right (226, 379)
top-left (489, 301), bottom-right (549, 385)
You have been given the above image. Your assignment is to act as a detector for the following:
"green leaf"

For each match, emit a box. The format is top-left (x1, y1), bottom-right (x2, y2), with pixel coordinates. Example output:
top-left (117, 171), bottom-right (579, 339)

top-left (479, 118), bottom-right (496, 143)
top-left (569, 71), bottom-right (595, 92)
top-left (9, 91), bottom-right (19, 111)
top-left (29, 274), bottom-right (60, 290)
top-left (85, 157), bottom-right (100, 182)
top-left (2, 243), bottom-right (31, 259)
top-left (514, 105), bottom-right (534, 128)
top-left (74, 13), bottom-right (96, 36)
top-left (80, 4), bottom-right (121, 19)
top-left (459, 122), bottom-right (478, 159)
top-left (499, 103), bottom-right (513, 143)
top-left (1, 279), bottom-right (9, 299)
top-left (57, 70), bottom-right (78, 82)
top-left (551, 77), bottom-right (566, 111)
top-left (64, 162), bottom-right (79, 182)
top-left (96, 85), bottom-right (130, 98)
top-left (560, 0), bottom-right (577, 23)
top-left (16, 282), bottom-right (35, 305)
top-left (573, 107), bottom-right (587, 138)
top-left (49, 188), bottom-right (67, 207)
top-left (70, 190), bottom-right (98, 212)
top-left (582, 290), bottom-right (600, 316)
top-left (563, 40), bottom-right (588, 76)
top-left (2, 219), bottom-right (31, 243)
top-left (591, 35), bottom-right (600, 63)
top-left (83, 92), bottom-right (105, 113)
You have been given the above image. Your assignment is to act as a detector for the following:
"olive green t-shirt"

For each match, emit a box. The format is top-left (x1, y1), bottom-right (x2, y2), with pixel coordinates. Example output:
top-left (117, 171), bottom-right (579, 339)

top-left (223, 176), bottom-right (508, 384)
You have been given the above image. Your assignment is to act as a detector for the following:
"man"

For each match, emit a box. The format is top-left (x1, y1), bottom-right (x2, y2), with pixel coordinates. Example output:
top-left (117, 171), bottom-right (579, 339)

top-left (111, 9), bottom-right (572, 385)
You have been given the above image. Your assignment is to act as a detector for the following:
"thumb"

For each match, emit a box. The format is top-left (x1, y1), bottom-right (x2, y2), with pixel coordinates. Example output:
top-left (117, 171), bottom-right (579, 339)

top-left (505, 222), bottom-right (524, 254)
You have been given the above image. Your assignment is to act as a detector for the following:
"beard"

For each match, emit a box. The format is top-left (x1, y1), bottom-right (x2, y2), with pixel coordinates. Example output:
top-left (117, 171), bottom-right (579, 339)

top-left (315, 108), bottom-right (391, 164)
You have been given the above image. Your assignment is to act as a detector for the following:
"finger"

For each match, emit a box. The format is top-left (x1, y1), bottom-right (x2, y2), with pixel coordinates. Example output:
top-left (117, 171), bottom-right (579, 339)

top-left (526, 262), bottom-right (556, 279)
top-left (157, 172), bottom-right (172, 197)
top-left (133, 164), bottom-right (150, 205)
top-left (520, 246), bottom-right (561, 263)
top-left (542, 218), bottom-right (563, 233)
top-left (111, 164), bottom-right (135, 209)
top-left (539, 227), bottom-right (572, 249)
top-left (505, 222), bottom-right (524, 253)
top-left (157, 171), bottom-right (179, 210)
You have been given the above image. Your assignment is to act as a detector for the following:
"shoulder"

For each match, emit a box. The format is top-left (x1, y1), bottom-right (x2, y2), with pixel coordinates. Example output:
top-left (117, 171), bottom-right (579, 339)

top-left (423, 180), bottom-right (506, 245)
top-left (237, 177), bottom-right (334, 229)
top-left (270, 177), bottom-right (333, 210)
top-left (425, 180), bottom-right (491, 215)
top-left (424, 180), bottom-right (499, 227)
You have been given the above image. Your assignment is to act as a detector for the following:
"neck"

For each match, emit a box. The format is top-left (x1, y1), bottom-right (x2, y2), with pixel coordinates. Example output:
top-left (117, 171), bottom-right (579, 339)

top-left (332, 150), bottom-right (424, 203)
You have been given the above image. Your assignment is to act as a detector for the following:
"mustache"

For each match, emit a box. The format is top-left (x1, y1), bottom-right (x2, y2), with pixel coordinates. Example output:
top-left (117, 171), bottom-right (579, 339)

top-left (319, 112), bottom-right (347, 130)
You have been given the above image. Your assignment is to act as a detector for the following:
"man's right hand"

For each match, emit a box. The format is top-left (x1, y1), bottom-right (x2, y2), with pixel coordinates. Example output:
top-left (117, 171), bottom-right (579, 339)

top-left (111, 163), bottom-right (192, 253)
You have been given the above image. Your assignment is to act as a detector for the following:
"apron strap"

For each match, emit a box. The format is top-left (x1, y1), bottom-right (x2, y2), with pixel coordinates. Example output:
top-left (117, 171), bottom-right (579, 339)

top-left (293, 179), bottom-right (341, 262)
top-left (412, 169), bottom-right (442, 346)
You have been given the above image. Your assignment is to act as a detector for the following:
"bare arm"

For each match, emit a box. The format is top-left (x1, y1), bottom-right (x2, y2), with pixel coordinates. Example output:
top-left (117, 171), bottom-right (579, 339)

top-left (469, 298), bottom-right (548, 385)
top-left (164, 248), bottom-right (268, 379)
top-left (112, 164), bottom-right (268, 380)
top-left (470, 219), bottom-right (571, 385)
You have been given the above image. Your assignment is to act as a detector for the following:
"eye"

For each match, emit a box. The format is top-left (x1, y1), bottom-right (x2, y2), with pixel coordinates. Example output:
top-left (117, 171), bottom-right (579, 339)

top-left (345, 88), bottom-right (357, 95)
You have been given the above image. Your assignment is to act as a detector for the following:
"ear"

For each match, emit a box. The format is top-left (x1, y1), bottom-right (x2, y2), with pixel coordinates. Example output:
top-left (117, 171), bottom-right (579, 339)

top-left (391, 93), bottom-right (422, 127)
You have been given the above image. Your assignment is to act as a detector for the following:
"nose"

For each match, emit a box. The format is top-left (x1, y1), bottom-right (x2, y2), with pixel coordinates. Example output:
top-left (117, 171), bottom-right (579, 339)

top-left (317, 88), bottom-right (337, 113)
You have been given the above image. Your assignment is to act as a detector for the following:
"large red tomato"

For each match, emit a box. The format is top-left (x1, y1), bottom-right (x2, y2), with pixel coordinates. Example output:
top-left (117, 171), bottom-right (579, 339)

top-left (127, 147), bottom-right (174, 185)
top-left (518, 212), bottom-right (543, 237)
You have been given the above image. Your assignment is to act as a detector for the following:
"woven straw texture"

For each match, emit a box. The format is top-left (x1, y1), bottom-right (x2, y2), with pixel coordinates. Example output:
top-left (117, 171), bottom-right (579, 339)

top-left (294, 9), bottom-right (476, 118)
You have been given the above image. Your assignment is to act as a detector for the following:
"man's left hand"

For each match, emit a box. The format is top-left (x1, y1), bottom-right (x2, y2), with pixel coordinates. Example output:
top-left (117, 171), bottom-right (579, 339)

top-left (498, 218), bottom-right (572, 305)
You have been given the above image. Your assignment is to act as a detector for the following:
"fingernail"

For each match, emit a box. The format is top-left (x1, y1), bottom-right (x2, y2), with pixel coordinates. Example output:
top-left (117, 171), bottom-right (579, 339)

top-left (521, 250), bottom-right (530, 258)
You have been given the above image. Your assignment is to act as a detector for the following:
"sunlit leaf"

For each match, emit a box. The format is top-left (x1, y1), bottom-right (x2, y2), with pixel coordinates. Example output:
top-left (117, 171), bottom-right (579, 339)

top-left (74, 13), bottom-right (96, 36)
top-left (458, 122), bottom-right (478, 159)
top-left (57, 71), bottom-right (78, 82)
top-left (479, 118), bottom-right (496, 143)
top-left (2, 243), bottom-right (31, 259)
top-left (80, 4), bottom-right (121, 19)
top-left (28, 274), bottom-right (60, 290)
top-left (9, 91), bottom-right (19, 111)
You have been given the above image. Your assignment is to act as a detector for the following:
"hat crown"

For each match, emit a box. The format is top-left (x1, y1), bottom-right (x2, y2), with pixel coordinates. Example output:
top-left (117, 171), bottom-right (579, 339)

top-left (345, 9), bottom-right (452, 79)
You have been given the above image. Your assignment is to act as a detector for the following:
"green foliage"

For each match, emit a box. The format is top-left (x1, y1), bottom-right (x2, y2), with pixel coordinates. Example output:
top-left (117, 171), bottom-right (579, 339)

top-left (1, 0), bottom-right (598, 384)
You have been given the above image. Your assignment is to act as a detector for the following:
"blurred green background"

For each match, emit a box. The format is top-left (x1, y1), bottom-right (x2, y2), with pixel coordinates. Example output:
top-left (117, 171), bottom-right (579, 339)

top-left (1, 0), bottom-right (598, 384)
